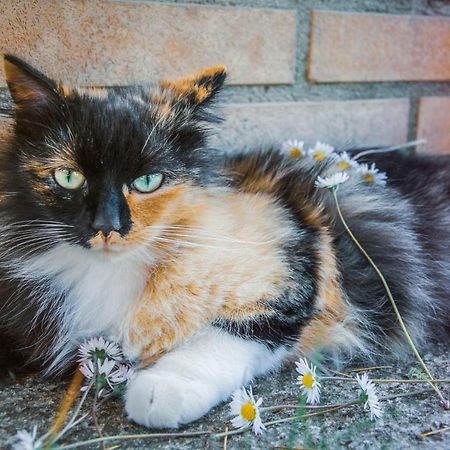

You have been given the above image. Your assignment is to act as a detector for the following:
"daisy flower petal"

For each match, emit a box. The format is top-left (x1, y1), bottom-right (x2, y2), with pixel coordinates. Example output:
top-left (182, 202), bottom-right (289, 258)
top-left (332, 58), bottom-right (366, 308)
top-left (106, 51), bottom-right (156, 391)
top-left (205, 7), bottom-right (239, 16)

top-left (356, 373), bottom-right (384, 420)
top-left (334, 151), bottom-right (359, 171)
top-left (109, 363), bottom-right (136, 385)
top-left (281, 139), bottom-right (305, 158)
top-left (308, 142), bottom-right (335, 161)
top-left (295, 358), bottom-right (321, 405)
top-left (229, 386), bottom-right (266, 435)
top-left (315, 172), bottom-right (349, 189)
top-left (77, 336), bottom-right (123, 363)
top-left (79, 360), bottom-right (95, 379)
top-left (357, 163), bottom-right (388, 187)
top-left (12, 426), bottom-right (43, 450)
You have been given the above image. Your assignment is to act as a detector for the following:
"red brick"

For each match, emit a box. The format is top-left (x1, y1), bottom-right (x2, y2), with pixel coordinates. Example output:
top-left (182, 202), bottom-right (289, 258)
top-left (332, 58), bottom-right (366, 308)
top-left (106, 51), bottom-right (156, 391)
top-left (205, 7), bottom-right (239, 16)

top-left (1, 1), bottom-right (296, 87)
top-left (309, 11), bottom-right (450, 82)
top-left (417, 97), bottom-right (450, 154)
top-left (211, 99), bottom-right (409, 149)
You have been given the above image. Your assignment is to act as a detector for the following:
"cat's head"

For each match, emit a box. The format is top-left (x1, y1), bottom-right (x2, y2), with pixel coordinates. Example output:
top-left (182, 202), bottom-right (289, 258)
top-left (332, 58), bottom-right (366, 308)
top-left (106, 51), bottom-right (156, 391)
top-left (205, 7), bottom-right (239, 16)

top-left (0, 55), bottom-right (226, 258)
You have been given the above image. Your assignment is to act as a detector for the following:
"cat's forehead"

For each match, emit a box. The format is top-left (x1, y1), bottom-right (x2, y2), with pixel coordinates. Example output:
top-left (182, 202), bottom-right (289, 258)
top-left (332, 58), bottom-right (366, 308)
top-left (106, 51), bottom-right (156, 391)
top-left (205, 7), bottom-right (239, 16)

top-left (50, 88), bottom-right (168, 173)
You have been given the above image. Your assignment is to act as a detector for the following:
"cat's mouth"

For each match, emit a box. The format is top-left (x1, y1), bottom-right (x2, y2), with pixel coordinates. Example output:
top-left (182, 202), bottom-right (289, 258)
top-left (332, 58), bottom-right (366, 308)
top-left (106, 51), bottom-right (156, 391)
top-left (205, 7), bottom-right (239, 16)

top-left (89, 231), bottom-right (127, 254)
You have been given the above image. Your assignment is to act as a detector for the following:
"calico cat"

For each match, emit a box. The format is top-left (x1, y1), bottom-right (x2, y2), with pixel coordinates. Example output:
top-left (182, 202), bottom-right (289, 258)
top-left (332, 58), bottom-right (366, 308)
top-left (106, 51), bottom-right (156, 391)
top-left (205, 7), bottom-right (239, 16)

top-left (0, 54), bottom-right (449, 428)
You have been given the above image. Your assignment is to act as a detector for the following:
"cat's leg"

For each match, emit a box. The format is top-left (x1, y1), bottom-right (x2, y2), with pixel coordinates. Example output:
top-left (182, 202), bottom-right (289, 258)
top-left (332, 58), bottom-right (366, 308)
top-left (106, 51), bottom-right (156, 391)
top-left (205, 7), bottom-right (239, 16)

top-left (125, 326), bottom-right (289, 428)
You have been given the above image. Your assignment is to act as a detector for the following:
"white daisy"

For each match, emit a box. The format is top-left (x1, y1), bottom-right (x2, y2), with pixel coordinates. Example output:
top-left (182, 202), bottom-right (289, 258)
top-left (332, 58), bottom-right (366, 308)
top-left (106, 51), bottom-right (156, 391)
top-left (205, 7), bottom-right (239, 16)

top-left (79, 357), bottom-right (116, 379)
top-left (109, 363), bottom-right (136, 385)
top-left (229, 387), bottom-right (266, 435)
top-left (78, 336), bottom-right (123, 363)
top-left (315, 172), bottom-right (349, 189)
top-left (357, 163), bottom-right (388, 186)
top-left (281, 139), bottom-right (305, 158)
top-left (79, 357), bottom-right (117, 396)
top-left (12, 426), bottom-right (42, 450)
top-left (308, 142), bottom-right (335, 161)
top-left (295, 358), bottom-right (321, 405)
top-left (334, 151), bottom-right (359, 171)
top-left (356, 373), bottom-right (384, 420)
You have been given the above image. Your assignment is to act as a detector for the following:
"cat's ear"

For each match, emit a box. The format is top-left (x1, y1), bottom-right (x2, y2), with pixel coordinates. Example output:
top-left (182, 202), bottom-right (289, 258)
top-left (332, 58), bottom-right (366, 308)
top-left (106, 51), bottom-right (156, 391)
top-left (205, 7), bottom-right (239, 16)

top-left (159, 65), bottom-right (226, 109)
top-left (3, 54), bottom-right (62, 110)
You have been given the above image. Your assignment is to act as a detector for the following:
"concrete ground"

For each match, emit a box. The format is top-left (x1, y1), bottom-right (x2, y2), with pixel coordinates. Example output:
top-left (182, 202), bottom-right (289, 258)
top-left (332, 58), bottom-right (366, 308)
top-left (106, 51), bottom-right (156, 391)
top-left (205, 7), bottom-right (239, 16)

top-left (1, 345), bottom-right (449, 450)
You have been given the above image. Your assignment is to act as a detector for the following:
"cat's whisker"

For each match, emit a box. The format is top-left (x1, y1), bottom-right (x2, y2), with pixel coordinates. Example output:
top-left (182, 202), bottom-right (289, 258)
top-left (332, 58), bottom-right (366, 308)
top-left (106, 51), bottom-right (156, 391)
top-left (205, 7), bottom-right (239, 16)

top-left (145, 225), bottom-right (281, 246)
top-left (151, 235), bottom-right (257, 252)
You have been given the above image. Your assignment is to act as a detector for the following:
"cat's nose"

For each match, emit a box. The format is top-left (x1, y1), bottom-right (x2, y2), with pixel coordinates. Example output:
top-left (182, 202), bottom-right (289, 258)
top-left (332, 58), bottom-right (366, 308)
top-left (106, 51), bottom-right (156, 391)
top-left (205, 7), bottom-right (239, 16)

top-left (92, 216), bottom-right (121, 237)
top-left (92, 191), bottom-right (124, 236)
top-left (92, 210), bottom-right (122, 236)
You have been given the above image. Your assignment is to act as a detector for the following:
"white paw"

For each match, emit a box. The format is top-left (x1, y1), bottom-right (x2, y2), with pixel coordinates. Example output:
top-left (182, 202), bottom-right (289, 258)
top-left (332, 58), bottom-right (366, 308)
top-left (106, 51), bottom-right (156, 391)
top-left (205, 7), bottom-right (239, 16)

top-left (125, 370), bottom-right (217, 428)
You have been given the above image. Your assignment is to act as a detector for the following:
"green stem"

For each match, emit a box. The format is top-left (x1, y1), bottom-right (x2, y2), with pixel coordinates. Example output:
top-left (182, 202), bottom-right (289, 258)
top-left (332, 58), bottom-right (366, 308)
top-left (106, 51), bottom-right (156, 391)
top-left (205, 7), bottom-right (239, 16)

top-left (331, 188), bottom-right (449, 410)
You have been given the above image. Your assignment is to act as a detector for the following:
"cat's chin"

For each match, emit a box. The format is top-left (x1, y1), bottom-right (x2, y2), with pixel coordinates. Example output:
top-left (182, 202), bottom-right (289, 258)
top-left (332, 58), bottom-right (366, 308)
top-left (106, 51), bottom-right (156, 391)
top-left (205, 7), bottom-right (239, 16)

top-left (88, 242), bottom-right (141, 261)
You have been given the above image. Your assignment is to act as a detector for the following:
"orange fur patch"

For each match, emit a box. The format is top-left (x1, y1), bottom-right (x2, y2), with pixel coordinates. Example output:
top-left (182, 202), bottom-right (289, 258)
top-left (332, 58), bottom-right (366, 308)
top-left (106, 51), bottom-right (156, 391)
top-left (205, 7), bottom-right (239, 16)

top-left (122, 186), bottom-right (292, 366)
top-left (160, 65), bottom-right (226, 103)
top-left (298, 232), bottom-right (347, 354)
top-left (4, 58), bottom-right (42, 105)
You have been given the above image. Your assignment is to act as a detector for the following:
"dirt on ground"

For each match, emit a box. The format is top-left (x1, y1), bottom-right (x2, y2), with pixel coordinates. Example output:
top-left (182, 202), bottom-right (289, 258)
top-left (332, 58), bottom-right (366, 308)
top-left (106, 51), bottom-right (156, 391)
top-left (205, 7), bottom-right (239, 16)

top-left (1, 345), bottom-right (449, 450)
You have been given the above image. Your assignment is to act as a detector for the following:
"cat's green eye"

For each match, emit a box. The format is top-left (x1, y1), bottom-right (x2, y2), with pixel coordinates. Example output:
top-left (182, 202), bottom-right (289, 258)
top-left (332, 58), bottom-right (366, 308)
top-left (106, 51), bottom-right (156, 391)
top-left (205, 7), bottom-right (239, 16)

top-left (54, 168), bottom-right (86, 190)
top-left (132, 173), bottom-right (164, 193)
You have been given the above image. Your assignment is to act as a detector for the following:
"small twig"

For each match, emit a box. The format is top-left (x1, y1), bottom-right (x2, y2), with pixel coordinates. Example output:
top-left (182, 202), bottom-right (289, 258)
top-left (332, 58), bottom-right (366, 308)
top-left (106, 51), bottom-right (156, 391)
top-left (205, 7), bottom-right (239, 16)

top-left (380, 388), bottom-right (433, 401)
top-left (332, 188), bottom-right (449, 410)
top-left (327, 368), bottom-right (353, 378)
top-left (223, 426), bottom-right (228, 450)
top-left (321, 377), bottom-right (450, 384)
top-left (421, 426), bottom-right (450, 437)
top-left (54, 430), bottom-right (213, 449)
top-left (53, 388), bottom-right (435, 448)
top-left (350, 365), bottom-right (393, 372)
top-left (48, 370), bottom-right (85, 441)
top-left (47, 378), bottom-right (94, 447)
top-left (262, 403), bottom-right (344, 412)
top-left (214, 405), bottom-right (350, 439)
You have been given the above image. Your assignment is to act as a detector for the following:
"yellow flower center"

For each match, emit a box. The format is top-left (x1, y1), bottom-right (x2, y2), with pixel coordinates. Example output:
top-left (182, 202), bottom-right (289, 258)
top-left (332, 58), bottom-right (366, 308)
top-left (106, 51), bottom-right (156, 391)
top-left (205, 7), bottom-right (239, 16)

top-left (240, 402), bottom-right (256, 421)
top-left (338, 161), bottom-right (350, 170)
top-left (289, 147), bottom-right (302, 158)
top-left (302, 372), bottom-right (315, 389)
top-left (313, 151), bottom-right (325, 161)
top-left (363, 173), bottom-right (375, 184)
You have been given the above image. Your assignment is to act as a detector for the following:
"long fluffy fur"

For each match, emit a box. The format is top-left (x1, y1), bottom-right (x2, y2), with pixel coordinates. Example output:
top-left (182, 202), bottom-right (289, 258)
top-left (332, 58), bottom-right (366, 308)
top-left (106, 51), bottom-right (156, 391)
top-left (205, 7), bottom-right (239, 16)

top-left (0, 55), bottom-right (449, 427)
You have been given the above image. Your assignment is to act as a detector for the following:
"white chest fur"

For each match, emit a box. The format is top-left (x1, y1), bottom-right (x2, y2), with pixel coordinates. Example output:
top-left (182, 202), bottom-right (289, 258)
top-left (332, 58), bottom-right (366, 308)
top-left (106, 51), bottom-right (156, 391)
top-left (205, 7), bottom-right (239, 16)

top-left (18, 243), bottom-right (149, 371)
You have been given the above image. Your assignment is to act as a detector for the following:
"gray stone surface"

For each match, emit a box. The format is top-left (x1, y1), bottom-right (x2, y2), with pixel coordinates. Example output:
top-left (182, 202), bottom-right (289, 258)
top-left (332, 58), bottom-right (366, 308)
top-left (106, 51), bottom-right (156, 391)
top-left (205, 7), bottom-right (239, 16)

top-left (211, 99), bottom-right (409, 150)
top-left (1, 346), bottom-right (449, 449)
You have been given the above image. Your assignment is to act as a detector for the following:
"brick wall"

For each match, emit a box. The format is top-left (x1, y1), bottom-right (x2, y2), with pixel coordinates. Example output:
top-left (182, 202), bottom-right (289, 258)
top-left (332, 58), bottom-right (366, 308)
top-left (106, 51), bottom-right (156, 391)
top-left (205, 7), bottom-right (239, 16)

top-left (1, 0), bottom-right (450, 154)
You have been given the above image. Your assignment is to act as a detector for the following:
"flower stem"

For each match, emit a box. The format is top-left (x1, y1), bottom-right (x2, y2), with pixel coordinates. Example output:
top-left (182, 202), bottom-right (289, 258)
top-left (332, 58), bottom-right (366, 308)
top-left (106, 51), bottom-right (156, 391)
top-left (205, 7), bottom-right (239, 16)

top-left (331, 188), bottom-right (449, 410)
top-left (353, 140), bottom-right (426, 160)
top-left (91, 384), bottom-right (106, 450)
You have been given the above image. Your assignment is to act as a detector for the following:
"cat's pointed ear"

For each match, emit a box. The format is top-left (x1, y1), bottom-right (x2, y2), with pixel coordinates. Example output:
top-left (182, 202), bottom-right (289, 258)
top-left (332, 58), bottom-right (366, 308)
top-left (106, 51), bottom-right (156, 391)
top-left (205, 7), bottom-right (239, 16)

top-left (159, 65), bottom-right (226, 108)
top-left (3, 54), bottom-right (62, 110)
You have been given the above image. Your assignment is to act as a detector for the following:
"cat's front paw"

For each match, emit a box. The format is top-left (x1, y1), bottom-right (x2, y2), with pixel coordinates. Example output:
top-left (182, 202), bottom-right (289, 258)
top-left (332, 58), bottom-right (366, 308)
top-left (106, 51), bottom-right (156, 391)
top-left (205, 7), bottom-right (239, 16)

top-left (125, 370), bottom-right (216, 428)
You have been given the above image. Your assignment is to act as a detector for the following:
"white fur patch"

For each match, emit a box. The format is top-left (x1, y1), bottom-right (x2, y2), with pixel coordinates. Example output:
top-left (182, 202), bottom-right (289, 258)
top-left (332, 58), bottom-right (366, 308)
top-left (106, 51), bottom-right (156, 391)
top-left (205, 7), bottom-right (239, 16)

top-left (125, 326), bottom-right (288, 428)
top-left (13, 243), bottom-right (151, 372)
